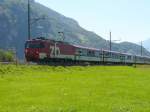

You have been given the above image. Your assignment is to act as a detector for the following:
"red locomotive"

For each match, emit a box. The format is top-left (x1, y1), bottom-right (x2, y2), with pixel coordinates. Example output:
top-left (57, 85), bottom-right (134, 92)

top-left (25, 37), bottom-right (150, 65)
top-left (25, 37), bottom-right (78, 63)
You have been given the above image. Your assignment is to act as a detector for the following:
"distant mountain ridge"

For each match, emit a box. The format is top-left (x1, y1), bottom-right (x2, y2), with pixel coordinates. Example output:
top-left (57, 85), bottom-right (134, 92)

top-left (0, 0), bottom-right (150, 59)
top-left (142, 38), bottom-right (150, 52)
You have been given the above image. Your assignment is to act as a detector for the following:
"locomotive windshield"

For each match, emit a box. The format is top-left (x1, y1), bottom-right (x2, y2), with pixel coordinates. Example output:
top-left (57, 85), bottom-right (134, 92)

top-left (25, 42), bottom-right (45, 48)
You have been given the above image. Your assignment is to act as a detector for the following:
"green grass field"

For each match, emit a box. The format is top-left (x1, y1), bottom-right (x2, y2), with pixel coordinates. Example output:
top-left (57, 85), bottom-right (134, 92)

top-left (0, 65), bottom-right (150, 112)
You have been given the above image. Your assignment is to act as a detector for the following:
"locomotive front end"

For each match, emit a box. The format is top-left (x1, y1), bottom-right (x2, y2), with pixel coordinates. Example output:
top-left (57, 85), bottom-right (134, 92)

top-left (25, 40), bottom-right (47, 62)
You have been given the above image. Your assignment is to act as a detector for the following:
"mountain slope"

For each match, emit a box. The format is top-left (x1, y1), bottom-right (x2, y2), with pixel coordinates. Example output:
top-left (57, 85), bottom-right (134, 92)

top-left (0, 0), bottom-right (150, 59)
top-left (142, 38), bottom-right (150, 51)
top-left (119, 42), bottom-right (150, 56)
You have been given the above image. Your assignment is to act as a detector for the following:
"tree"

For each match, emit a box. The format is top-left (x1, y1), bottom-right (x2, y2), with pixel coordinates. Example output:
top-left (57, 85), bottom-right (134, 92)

top-left (0, 49), bottom-right (14, 62)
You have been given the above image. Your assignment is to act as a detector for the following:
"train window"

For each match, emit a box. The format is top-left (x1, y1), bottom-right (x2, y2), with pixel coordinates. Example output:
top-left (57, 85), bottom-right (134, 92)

top-left (82, 49), bottom-right (87, 56)
top-left (111, 53), bottom-right (120, 59)
top-left (92, 51), bottom-right (95, 56)
top-left (112, 53), bottom-right (115, 59)
top-left (88, 50), bottom-right (95, 57)
top-left (25, 42), bottom-right (45, 48)
top-left (104, 52), bottom-right (110, 58)
top-left (127, 56), bottom-right (132, 60)
top-left (76, 49), bottom-right (83, 56)
top-left (99, 51), bottom-right (103, 55)
top-left (112, 53), bottom-right (116, 59)
top-left (120, 55), bottom-right (125, 59)
top-left (79, 51), bottom-right (82, 54)
top-left (95, 51), bottom-right (100, 57)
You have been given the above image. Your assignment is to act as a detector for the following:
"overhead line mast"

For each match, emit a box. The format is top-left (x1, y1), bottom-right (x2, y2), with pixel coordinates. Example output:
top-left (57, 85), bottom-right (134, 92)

top-left (110, 31), bottom-right (112, 51)
top-left (141, 41), bottom-right (143, 56)
top-left (28, 0), bottom-right (31, 40)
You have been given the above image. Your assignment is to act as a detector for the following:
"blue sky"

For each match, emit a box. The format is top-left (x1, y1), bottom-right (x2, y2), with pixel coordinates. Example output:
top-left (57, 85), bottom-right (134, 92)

top-left (35, 0), bottom-right (150, 43)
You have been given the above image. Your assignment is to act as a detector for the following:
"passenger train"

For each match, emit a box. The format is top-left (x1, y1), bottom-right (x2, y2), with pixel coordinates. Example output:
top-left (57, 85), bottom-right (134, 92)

top-left (25, 37), bottom-right (150, 65)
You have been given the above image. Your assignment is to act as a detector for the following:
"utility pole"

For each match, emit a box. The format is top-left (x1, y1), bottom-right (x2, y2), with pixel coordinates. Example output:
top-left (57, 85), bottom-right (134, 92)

top-left (141, 41), bottom-right (143, 56)
top-left (110, 31), bottom-right (112, 51)
top-left (28, 0), bottom-right (31, 40)
top-left (15, 48), bottom-right (18, 66)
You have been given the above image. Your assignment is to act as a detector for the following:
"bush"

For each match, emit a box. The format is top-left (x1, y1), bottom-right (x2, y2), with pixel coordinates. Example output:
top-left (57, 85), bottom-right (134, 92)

top-left (0, 49), bottom-right (14, 62)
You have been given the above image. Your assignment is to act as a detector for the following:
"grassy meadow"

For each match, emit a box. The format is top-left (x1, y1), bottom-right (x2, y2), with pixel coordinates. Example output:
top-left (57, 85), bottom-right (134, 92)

top-left (0, 65), bottom-right (150, 112)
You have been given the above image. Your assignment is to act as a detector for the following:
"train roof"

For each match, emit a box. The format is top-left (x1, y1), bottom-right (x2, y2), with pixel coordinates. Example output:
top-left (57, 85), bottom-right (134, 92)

top-left (102, 50), bottom-right (135, 56)
top-left (73, 45), bottom-right (134, 55)
top-left (27, 37), bottom-right (54, 42)
top-left (72, 44), bottom-right (100, 51)
top-left (27, 37), bottom-right (70, 44)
